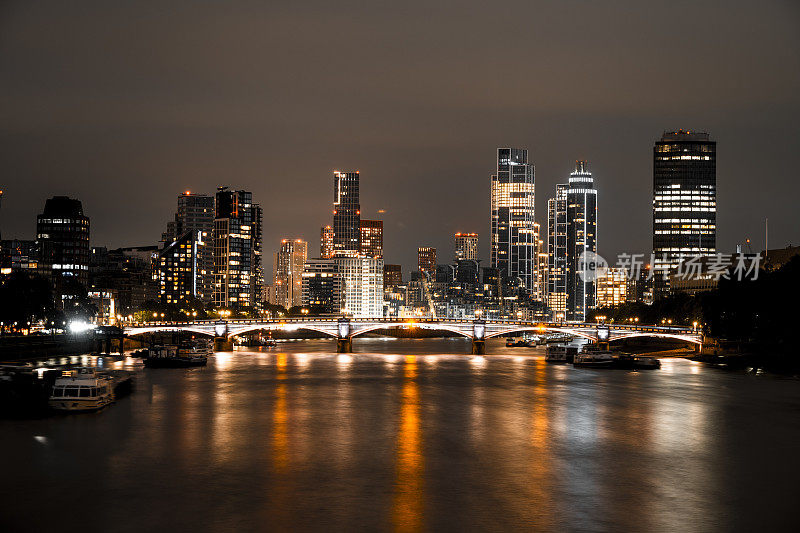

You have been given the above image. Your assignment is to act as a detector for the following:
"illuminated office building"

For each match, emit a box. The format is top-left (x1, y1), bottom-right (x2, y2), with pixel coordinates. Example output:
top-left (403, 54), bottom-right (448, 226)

top-left (454, 233), bottom-right (478, 261)
top-left (36, 196), bottom-right (91, 287)
top-left (596, 267), bottom-right (627, 308)
top-left (213, 188), bottom-right (262, 310)
top-left (359, 219), bottom-right (383, 258)
top-left (273, 239), bottom-right (308, 309)
top-left (320, 225), bottom-right (334, 259)
top-left (653, 130), bottom-right (716, 297)
top-left (333, 171), bottom-right (360, 257)
top-left (547, 184), bottom-right (568, 318)
top-left (490, 148), bottom-right (537, 292)
top-left (565, 161), bottom-right (597, 321)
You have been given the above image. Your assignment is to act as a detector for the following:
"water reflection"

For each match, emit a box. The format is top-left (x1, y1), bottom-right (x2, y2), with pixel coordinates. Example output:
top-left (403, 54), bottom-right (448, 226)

top-left (393, 355), bottom-right (424, 533)
top-left (3, 340), bottom-right (797, 532)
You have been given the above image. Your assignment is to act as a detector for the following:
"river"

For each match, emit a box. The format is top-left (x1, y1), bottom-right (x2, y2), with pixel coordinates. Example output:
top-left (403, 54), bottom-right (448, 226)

top-left (1, 338), bottom-right (798, 532)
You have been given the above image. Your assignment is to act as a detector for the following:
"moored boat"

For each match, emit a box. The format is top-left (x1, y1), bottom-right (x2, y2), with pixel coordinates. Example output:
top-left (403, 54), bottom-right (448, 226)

top-left (144, 342), bottom-right (209, 368)
top-left (633, 356), bottom-right (661, 370)
top-left (573, 351), bottom-right (615, 368)
top-left (545, 344), bottom-right (578, 364)
top-left (48, 368), bottom-right (115, 412)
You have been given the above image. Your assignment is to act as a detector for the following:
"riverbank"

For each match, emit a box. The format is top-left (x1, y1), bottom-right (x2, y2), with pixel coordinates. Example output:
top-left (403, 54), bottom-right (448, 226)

top-left (0, 335), bottom-right (96, 362)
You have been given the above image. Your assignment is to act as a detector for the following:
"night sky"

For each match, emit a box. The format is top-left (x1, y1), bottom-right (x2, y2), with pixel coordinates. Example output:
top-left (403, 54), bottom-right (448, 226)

top-left (1, 1), bottom-right (798, 274)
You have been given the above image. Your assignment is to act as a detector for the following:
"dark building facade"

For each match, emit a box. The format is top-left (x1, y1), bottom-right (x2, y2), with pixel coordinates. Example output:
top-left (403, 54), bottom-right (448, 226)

top-left (213, 188), bottom-right (263, 310)
top-left (417, 247), bottom-right (437, 277)
top-left (653, 130), bottom-right (716, 297)
top-left (156, 230), bottom-right (206, 306)
top-left (333, 171), bottom-right (360, 257)
top-left (36, 196), bottom-right (90, 287)
top-left (383, 264), bottom-right (403, 288)
top-left (162, 192), bottom-right (215, 302)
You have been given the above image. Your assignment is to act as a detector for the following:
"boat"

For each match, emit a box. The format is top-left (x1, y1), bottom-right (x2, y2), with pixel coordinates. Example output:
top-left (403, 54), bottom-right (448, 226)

top-left (633, 356), bottom-right (661, 370)
top-left (48, 368), bottom-right (115, 412)
top-left (143, 342), bottom-right (209, 368)
top-left (262, 338), bottom-right (277, 347)
top-left (573, 351), bottom-right (615, 368)
top-left (545, 344), bottom-right (578, 364)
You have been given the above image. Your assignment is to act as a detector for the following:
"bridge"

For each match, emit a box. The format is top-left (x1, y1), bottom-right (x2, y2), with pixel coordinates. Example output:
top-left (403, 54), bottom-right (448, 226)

top-left (124, 318), bottom-right (703, 354)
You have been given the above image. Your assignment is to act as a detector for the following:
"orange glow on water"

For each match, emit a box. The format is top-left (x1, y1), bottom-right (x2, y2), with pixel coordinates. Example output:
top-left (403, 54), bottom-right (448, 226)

top-left (393, 356), bottom-right (423, 532)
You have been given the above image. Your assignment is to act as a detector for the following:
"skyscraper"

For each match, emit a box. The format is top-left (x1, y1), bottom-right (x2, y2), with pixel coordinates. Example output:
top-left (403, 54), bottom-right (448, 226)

top-left (359, 219), bottom-right (383, 258)
top-left (320, 225), bottom-right (334, 259)
top-left (417, 247), bottom-right (437, 277)
top-left (653, 130), bottom-right (716, 297)
top-left (162, 192), bottom-right (214, 302)
top-left (213, 188), bottom-right (262, 310)
top-left (565, 161), bottom-right (597, 321)
top-left (547, 184), bottom-right (568, 318)
top-left (490, 148), bottom-right (536, 291)
top-left (36, 196), bottom-right (90, 287)
top-left (273, 239), bottom-right (308, 309)
top-left (454, 233), bottom-right (478, 261)
top-left (333, 171), bottom-right (360, 257)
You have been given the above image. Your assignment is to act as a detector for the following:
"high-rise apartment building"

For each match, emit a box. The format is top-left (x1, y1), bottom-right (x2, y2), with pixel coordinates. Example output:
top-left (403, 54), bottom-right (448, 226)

top-left (333, 171), bottom-right (360, 257)
top-left (454, 233), bottom-right (478, 261)
top-left (490, 148), bottom-right (537, 291)
top-left (320, 225), bottom-right (334, 259)
top-left (359, 220), bottom-right (383, 258)
top-left (162, 192), bottom-right (214, 302)
top-left (155, 230), bottom-right (206, 306)
top-left (335, 256), bottom-right (384, 317)
top-left (36, 196), bottom-right (91, 287)
top-left (417, 247), bottom-right (437, 277)
top-left (213, 188), bottom-right (262, 310)
top-left (273, 239), bottom-right (308, 309)
top-left (653, 130), bottom-right (716, 297)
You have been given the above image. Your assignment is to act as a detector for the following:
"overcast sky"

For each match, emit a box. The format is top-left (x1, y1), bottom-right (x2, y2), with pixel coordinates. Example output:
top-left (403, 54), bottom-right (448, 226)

top-left (1, 0), bottom-right (799, 274)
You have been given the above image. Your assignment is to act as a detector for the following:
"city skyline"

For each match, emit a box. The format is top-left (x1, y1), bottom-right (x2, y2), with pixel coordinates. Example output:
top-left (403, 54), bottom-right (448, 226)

top-left (1, 2), bottom-right (798, 272)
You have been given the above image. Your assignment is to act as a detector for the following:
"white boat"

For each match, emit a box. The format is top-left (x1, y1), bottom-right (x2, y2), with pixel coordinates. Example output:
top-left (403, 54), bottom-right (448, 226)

top-left (49, 368), bottom-right (114, 412)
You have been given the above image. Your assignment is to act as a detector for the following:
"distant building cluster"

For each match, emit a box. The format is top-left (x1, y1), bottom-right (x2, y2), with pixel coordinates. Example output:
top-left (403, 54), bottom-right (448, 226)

top-left (2, 129), bottom-right (756, 325)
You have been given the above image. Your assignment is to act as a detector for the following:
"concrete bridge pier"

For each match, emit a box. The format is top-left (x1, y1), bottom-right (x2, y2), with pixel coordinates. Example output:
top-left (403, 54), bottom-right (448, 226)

top-left (336, 318), bottom-right (352, 353)
top-left (472, 319), bottom-right (486, 355)
top-left (471, 339), bottom-right (485, 355)
top-left (337, 337), bottom-right (352, 353)
top-left (214, 337), bottom-right (233, 351)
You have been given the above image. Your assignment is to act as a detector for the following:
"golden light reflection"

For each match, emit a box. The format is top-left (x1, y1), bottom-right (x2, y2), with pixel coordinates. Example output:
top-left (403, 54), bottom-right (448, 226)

top-left (528, 357), bottom-right (555, 528)
top-left (393, 355), bottom-right (424, 533)
top-left (273, 353), bottom-right (289, 473)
